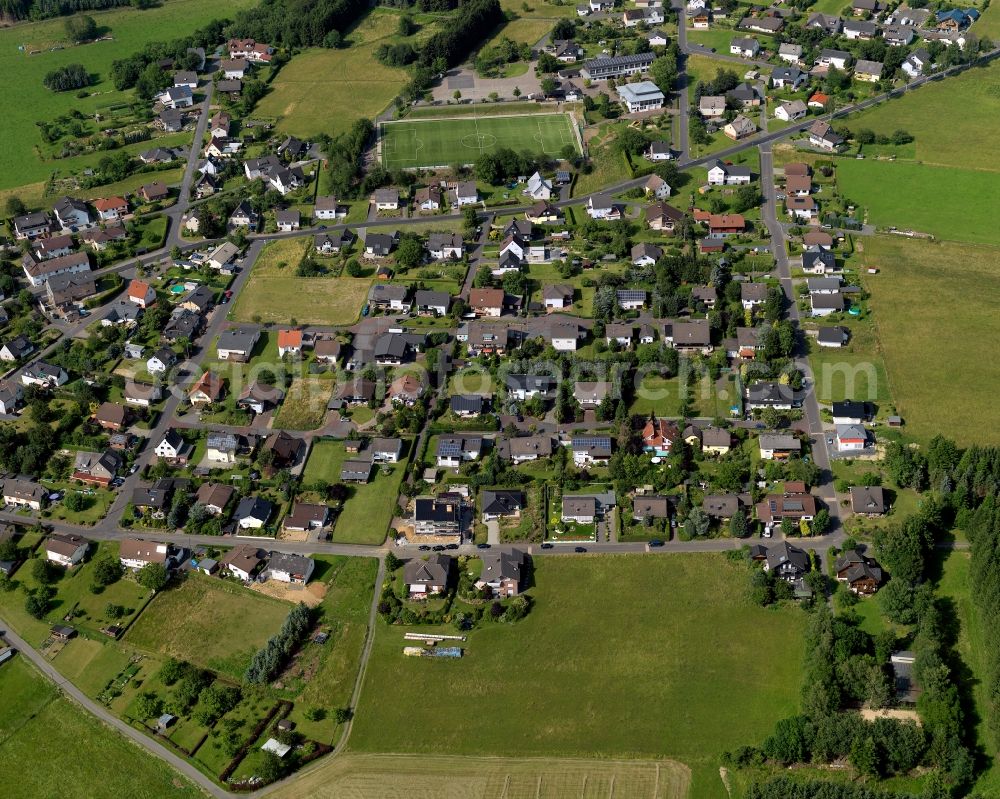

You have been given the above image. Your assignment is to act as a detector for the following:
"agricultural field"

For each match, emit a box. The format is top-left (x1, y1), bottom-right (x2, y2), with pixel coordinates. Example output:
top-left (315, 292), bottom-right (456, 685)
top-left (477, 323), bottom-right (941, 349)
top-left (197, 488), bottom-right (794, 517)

top-left (0, 0), bottom-right (256, 194)
top-left (836, 159), bottom-right (998, 246)
top-left (302, 439), bottom-right (408, 545)
top-left (483, 17), bottom-right (556, 48)
top-left (0, 656), bottom-right (201, 798)
top-left (257, 10), bottom-right (425, 139)
top-left (272, 751), bottom-right (691, 799)
top-left (860, 236), bottom-right (1000, 445)
top-left (125, 574), bottom-right (291, 679)
top-left (231, 238), bottom-right (372, 326)
top-left (499, 0), bottom-right (578, 18)
top-left (841, 58), bottom-right (1000, 171)
top-left (382, 113), bottom-right (578, 169)
top-left (351, 554), bottom-right (806, 798)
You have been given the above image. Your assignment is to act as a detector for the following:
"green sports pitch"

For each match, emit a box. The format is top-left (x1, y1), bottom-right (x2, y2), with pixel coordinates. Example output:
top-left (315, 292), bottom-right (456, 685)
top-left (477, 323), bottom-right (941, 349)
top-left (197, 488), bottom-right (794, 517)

top-left (381, 113), bottom-right (579, 168)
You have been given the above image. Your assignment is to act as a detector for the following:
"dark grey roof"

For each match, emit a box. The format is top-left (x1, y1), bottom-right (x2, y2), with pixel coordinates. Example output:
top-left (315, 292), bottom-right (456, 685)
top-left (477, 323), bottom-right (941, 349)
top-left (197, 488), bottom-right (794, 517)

top-left (450, 395), bottom-right (484, 414)
top-left (481, 490), bottom-right (524, 516)
top-left (235, 496), bottom-right (274, 523)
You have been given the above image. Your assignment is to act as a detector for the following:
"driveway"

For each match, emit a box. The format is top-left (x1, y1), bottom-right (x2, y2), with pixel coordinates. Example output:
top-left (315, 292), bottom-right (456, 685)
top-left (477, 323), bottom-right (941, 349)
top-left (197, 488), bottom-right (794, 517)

top-left (431, 66), bottom-right (542, 102)
top-left (486, 519), bottom-right (500, 545)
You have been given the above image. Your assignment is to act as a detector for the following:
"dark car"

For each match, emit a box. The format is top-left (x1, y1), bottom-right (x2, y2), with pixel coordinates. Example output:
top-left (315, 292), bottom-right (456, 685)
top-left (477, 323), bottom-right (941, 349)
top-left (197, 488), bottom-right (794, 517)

top-left (418, 545), bottom-right (431, 551)
top-left (432, 545), bottom-right (446, 551)
top-left (574, 546), bottom-right (587, 553)
top-left (649, 539), bottom-right (665, 547)
top-left (540, 543), bottom-right (554, 549)
top-left (445, 543), bottom-right (459, 550)
top-left (476, 543), bottom-right (491, 550)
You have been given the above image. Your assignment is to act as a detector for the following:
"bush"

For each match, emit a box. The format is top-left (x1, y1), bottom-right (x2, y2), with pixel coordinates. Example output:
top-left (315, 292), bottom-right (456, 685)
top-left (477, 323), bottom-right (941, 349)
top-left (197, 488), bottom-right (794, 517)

top-left (43, 64), bottom-right (90, 92)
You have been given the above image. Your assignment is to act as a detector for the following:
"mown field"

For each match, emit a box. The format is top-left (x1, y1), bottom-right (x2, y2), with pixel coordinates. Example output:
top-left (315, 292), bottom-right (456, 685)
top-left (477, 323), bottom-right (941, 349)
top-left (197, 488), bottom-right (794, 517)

top-left (273, 752), bottom-right (691, 799)
top-left (257, 10), bottom-right (424, 138)
top-left (837, 159), bottom-right (998, 246)
top-left (0, 655), bottom-right (200, 798)
top-left (125, 574), bottom-right (290, 679)
top-left (230, 238), bottom-right (372, 326)
top-left (841, 58), bottom-right (1000, 171)
top-left (350, 554), bottom-right (806, 799)
top-left (0, 0), bottom-right (256, 193)
top-left (860, 236), bottom-right (1000, 445)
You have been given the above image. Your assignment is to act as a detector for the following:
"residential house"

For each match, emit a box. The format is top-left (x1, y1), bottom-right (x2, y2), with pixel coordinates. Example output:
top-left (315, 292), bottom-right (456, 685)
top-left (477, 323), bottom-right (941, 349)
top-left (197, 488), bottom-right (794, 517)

top-left (902, 48), bottom-right (932, 77)
top-left (20, 361), bottom-right (68, 388)
top-left (549, 320), bottom-right (581, 351)
top-left (572, 435), bottom-right (612, 466)
top-left (72, 450), bottom-right (120, 487)
top-left (449, 181), bottom-right (478, 206)
top-left (642, 415), bottom-right (680, 457)
top-left (124, 381), bottom-right (161, 407)
top-left (808, 119), bottom-right (845, 150)
top-left (234, 496), bottom-right (275, 530)
top-left (470, 288), bottom-right (506, 317)
top-left (275, 209), bottom-right (300, 232)
top-left (228, 202), bottom-right (258, 231)
top-left (816, 48), bottom-right (852, 70)
top-left (44, 533), bottom-right (88, 566)
top-left (154, 429), bottom-right (192, 463)
top-left (562, 496), bottom-right (597, 524)
top-left (723, 115), bottom-right (757, 140)
top-left (787, 195), bottom-right (817, 220)
top-left (477, 549), bottom-right (526, 597)
top-left (436, 436), bottom-right (483, 468)
top-left (802, 246), bottom-right (838, 274)
top-left (835, 549), bottom-right (883, 594)
top-left (645, 141), bottom-right (673, 161)
top-left (702, 427), bottom-right (732, 455)
top-left (137, 182), bottom-right (169, 203)
top-left (263, 431), bottom-right (304, 468)
top-left (32, 233), bottom-right (74, 259)
top-left (372, 188), bottom-right (400, 211)
top-left (810, 291), bottom-right (844, 316)
top-left (404, 554), bottom-right (452, 596)
top-left (730, 36), bottom-right (760, 58)
top-left (703, 493), bottom-right (747, 520)
top-left (644, 174), bottom-right (671, 199)
top-left (525, 171), bottom-right (553, 200)
top-left (371, 437), bottom-right (404, 464)
top-left (573, 381), bottom-right (611, 409)
top-left (414, 186), bottom-right (442, 211)
top-left (413, 496), bottom-right (463, 538)
top-left (119, 538), bottom-right (170, 570)
top-left (126, 279), bottom-right (156, 309)
top-left (647, 202), bottom-right (685, 232)
top-left (267, 552), bottom-right (316, 584)
top-left (427, 232), bottom-right (464, 260)
top-left (884, 25), bottom-right (915, 46)
top-left (206, 432), bottom-right (238, 464)
top-left (699, 95), bottom-right (726, 118)
top-left (763, 541), bottom-right (810, 581)
top-left (0, 336), bottom-right (34, 363)
top-left (364, 232), bottom-right (396, 258)
top-left (93, 196), bottom-right (128, 222)
top-left (161, 86), bottom-right (193, 109)
top-left (587, 194), bottom-right (619, 220)
top-left (778, 42), bottom-right (804, 63)
top-left (481, 490), bottom-right (524, 522)
top-left (21, 250), bottom-right (91, 288)
top-left (616, 288), bottom-right (647, 310)
top-left (188, 371), bottom-right (224, 406)
top-left (94, 402), bottom-right (128, 431)
top-left (450, 395), bottom-right (484, 418)
top-left (0, 381), bottom-right (24, 415)
top-left (53, 196), bottom-right (93, 233)
top-left (775, 100), bottom-right (807, 121)
top-left (854, 59), bottom-right (884, 82)
top-left (631, 242), bottom-right (662, 266)
top-left (221, 545), bottom-right (267, 581)
top-left (836, 423), bottom-right (869, 451)
top-left (12, 212), bottom-right (51, 240)
top-left (708, 161), bottom-right (752, 185)
top-left (221, 58), bottom-right (249, 79)
top-left (739, 15), bottom-right (783, 33)
top-left (817, 326), bottom-right (849, 347)
top-left (315, 231), bottom-right (351, 255)
top-left (726, 83), bottom-right (760, 108)
top-left (388, 373), bottom-right (424, 404)
top-left (216, 326), bottom-right (260, 361)
top-left (606, 323), bottom-right (635, 347)
top-left (663, 319), bottom-right (712, 353)
top-left (500, 434), bottom-right (553, 464)
top-left (195, 483), bottom-right (235, 515)
top-left (758, 433), bottom-right (802, 460)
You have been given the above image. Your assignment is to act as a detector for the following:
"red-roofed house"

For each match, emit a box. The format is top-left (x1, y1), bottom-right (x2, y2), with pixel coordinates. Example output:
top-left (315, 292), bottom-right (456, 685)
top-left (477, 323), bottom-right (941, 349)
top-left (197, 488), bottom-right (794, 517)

top-left (127, 279), bottom-right (156, 309)
top-left (189, 371), bottom-right (224, 405)
top-left (708, 214), bottom-right (745, 235)
top-left (93, 196), bottom-right (129, 222)
top-left (808, 92), bottom-right (830, 108)
top-left (277, 329), bottom-right (303, 357)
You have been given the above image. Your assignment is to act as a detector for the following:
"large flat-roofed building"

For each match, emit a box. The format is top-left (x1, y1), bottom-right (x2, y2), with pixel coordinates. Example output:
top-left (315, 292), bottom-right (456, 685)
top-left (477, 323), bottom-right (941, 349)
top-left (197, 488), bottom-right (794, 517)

top-left (582, 52), bottom-right (655, 80)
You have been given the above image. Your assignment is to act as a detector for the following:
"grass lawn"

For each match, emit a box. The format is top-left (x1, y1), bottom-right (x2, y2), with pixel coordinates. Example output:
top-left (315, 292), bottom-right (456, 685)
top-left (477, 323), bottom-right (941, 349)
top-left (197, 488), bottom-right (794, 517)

top-left (836, 159), bottom-right (999, 246)
top-left (841, 58), bottom-right (1000, 171)
top-left (304, 439), bottom-right (408, 545)
top-left (499, 0), bottom-right (579, 17)
top-left (382, 113), bottom-right (578, 169)
top-left (685, 53), bottom-right (745, 87)
top-left (256, 10), bottom-right (420, 138)
top-left (280, 556), bottom-right (379, 744)
top-left (484, 17), bottom-right (555, 48)
top-left (273, 377), bottom-right (330, 431)
top-left (806, 316), bottom-right (891, 407)
top-left (859, 236), bottom-right (1000, 445)
top-left (0, 0), bottom-right (256, 193)
top-left (125, 574), bottom-right (291, 680)
top-left (686, 27), bottom-right (751, 55)
top-left (351, 554), bottom-right (805, 797)
top-left (574, 124), bottom-right (634, 195)
top-left (232, 238), bottom-right (372, 325)
top-left (0, 656), bottom-right (201, 797)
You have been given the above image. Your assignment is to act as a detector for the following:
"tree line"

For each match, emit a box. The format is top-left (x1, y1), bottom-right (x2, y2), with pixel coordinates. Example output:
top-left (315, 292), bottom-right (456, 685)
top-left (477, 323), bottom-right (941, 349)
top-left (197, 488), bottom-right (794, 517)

top-left (225, 0), bottom-right (369, 49)
top-left (244, 603), bottom-right (314, 684)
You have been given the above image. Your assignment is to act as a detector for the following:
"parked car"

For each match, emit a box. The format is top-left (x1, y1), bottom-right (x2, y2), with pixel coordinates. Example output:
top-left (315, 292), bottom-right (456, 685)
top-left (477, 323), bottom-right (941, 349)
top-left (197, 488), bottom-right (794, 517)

top-left (476, 543), bottom-right (491, 550)
top-left (574, 546), bottom-right (587, 553)
top-left (418, 545), bottom-right (431, 551)
top-left (649, 539), bottom-right (665, 547)
top-left (540, 543), bottom-right (554, 549)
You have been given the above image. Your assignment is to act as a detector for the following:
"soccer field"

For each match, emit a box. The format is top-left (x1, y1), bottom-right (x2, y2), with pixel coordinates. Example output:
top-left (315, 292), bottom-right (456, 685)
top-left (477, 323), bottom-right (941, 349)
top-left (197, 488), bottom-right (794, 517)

top-left (382, 113), bottom-right (579, 168)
